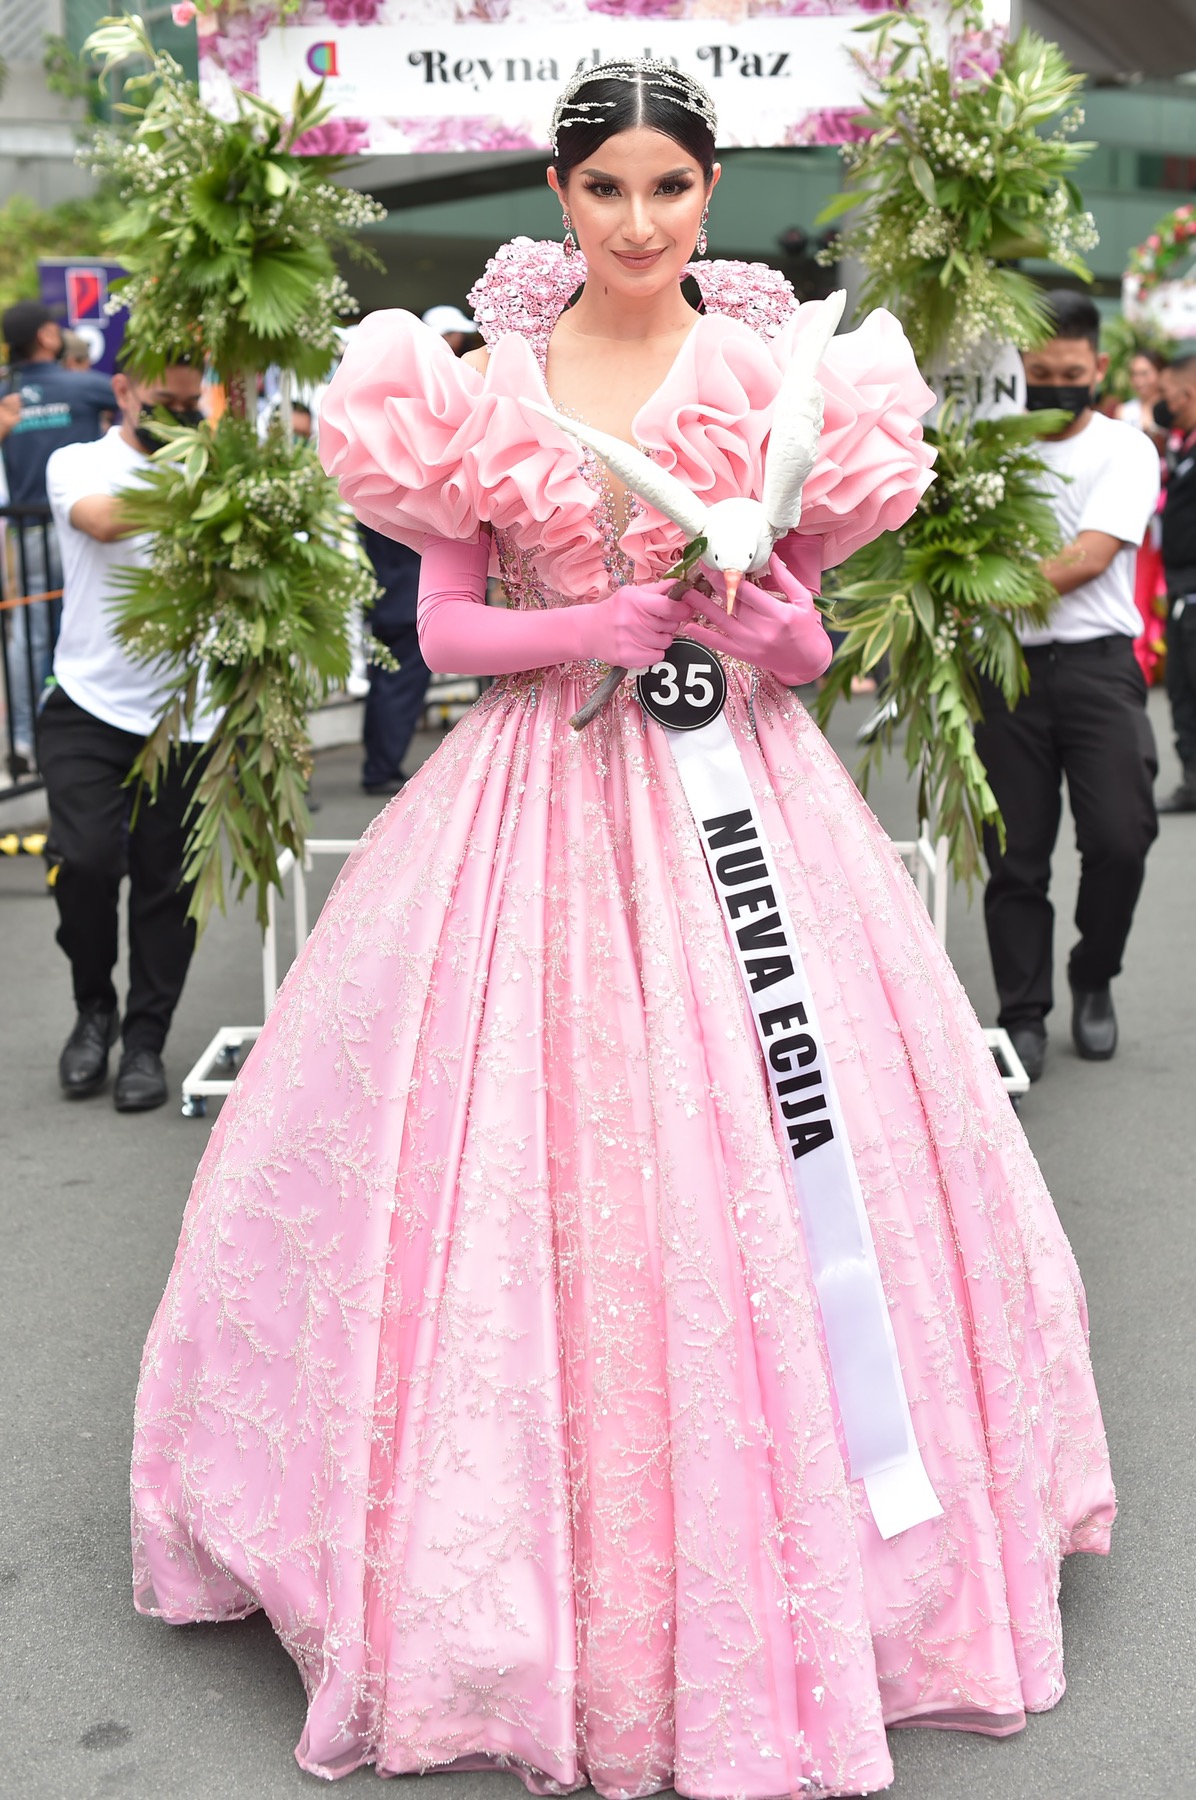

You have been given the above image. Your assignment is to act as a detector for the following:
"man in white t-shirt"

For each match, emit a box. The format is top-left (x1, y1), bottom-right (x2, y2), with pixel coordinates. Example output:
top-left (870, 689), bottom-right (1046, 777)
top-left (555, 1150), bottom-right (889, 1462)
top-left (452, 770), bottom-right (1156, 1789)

top-left (975, 291), bottom-right (1161, 1082)
top-left (37, 356), bottom-right (209, 1113)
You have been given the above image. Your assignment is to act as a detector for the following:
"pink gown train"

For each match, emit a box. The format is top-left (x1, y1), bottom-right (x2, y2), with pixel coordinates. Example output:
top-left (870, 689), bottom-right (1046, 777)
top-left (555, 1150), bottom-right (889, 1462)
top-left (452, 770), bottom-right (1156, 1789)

top-left (130, 242), bottom-right (1114, 1797)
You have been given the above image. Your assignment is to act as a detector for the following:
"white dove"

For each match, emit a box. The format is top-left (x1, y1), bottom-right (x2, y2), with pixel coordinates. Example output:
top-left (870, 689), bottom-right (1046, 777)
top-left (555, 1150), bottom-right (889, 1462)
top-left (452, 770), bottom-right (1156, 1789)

top-left (524, 287), bottom-right (847, 623)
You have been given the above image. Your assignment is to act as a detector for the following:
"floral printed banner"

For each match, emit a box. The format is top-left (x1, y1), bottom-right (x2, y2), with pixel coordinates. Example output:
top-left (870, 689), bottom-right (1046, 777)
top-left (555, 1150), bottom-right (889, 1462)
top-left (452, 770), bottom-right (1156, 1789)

top-left (196, 1), bottom-right (923, 155)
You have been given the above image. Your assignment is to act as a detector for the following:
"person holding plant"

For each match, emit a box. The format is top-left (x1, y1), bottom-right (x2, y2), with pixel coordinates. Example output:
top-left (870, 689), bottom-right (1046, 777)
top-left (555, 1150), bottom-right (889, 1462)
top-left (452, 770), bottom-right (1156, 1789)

top-left (976, 290), bottom-right (1161, 1080)
top-left (38, 354), bottom-right (213, 1112)
top-left (131, 62), bottom-right (1112, 1796)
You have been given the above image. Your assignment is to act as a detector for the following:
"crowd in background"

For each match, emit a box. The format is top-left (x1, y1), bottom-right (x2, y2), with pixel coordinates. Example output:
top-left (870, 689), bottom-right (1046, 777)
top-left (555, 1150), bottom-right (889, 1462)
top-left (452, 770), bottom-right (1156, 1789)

top-left (1, 282), bottom-right (1194, 1109)
top-left (1111, 347), bottom-right (1196, 812)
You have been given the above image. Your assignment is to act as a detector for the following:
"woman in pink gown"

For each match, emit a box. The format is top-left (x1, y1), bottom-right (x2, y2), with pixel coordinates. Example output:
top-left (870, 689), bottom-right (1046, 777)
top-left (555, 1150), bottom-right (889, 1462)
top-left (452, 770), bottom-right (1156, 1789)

top-left (131, 61), bottom-right (1114, 1798)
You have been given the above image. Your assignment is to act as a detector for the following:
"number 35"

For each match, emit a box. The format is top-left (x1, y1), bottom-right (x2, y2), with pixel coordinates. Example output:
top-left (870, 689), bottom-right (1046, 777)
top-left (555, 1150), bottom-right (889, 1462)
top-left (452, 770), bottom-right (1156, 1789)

top-left (649, 659), bottom-right (715, 708)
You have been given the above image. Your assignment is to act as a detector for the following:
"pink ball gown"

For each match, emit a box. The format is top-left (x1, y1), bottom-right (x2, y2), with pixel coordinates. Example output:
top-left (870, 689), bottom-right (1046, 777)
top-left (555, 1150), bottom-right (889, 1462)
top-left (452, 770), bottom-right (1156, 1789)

top-left (131, 241), bottom-right (1114, 1797)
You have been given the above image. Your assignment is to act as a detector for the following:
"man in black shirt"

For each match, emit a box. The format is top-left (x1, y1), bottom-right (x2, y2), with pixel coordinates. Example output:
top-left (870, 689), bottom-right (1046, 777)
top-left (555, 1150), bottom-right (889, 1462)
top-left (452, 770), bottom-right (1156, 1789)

top-left (1, 301), bottom-right (114, 507)
top-left (1157, 352), bottom-right (1196, 813)
top-left (1, 300), bottom-right (114, 770)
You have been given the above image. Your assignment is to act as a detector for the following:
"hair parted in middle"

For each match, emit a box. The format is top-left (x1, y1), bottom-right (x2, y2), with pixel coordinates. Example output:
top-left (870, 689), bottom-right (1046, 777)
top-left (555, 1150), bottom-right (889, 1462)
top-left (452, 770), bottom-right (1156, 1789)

top-left (550, 59), bottom-right (718, 185)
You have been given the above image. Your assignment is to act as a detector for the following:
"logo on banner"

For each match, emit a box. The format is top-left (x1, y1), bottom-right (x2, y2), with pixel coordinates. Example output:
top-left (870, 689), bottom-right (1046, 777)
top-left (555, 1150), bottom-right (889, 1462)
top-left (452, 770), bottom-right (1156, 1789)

top-left (637, 639), bottom-right (726, 731)
top-left (66, 266), bottom-right (107, 325)
top-left (306, 40), bottom-right (339, 77)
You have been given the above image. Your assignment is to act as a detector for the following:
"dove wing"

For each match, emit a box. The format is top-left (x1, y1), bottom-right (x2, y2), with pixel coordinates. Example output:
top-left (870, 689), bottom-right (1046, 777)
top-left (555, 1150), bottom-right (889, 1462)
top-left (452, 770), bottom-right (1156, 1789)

top-left (761, 288), bottom-right (848, 536)
top-left (521, 398), bottom-right (708, 541)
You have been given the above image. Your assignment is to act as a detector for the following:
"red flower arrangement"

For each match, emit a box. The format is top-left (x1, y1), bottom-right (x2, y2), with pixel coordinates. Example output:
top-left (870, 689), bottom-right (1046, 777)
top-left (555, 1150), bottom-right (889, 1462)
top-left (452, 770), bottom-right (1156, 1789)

top-left (1127, 204), bottom-right (1196, 292)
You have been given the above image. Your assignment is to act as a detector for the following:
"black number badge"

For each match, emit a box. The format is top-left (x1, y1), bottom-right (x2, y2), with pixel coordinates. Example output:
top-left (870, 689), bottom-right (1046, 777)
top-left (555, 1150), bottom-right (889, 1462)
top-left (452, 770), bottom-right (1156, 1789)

top-left (637, 639), bottom-right (727, 732)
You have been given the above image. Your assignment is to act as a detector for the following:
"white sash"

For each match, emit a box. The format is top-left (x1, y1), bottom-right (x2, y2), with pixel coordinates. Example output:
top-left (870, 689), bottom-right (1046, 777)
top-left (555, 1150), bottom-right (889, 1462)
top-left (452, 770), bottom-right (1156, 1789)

top-left (667, 713), bottom-right (942, 1540)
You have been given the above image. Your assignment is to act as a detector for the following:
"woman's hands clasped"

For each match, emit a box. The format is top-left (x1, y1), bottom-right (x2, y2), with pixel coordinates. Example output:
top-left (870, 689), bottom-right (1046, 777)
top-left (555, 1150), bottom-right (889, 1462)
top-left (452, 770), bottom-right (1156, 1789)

top-left (683, 553), bottom-right (832, 687)
top-left (576, 580), bottom-right (695, 669)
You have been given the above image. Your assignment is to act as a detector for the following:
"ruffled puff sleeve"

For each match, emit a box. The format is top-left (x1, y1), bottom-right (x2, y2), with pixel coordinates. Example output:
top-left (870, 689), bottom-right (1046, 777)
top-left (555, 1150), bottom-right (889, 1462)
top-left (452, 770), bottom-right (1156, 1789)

top-left (318, 310), bottom-right (607, 601)
top-left (795, 305), bottom-right (937, 568)
top-left (622, 301), bottom-right (937, 582)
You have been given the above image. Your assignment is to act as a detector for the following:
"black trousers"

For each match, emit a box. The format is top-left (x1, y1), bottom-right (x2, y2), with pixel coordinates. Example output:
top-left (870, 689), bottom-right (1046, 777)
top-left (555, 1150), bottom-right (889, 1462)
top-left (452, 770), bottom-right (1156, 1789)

top-left (1164, 594), bottom-right (1196, 771)
top-left (974, 636), bottom-right (1158, 1028)
top-left (36, 686), bottom-right (200, 1053)
top-left (362, 618), bottom-right (431, 787)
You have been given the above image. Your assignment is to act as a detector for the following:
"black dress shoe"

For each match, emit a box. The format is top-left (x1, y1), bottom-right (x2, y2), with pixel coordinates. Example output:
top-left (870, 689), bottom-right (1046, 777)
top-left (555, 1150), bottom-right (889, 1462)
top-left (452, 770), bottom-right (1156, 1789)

top-left (114, 1047), bottom-right (168, 1113)
top-left (1006, 1023), bottom-right (1047, 1084)
top-left (1157, 779), bottom-right (1196, 814)
top-left (362, 774), bottom-right (406, 798)
top-left (1071, 985), bottom-right (1117, 1061)
top-left (59, 1005), bottom-right (119, 1098)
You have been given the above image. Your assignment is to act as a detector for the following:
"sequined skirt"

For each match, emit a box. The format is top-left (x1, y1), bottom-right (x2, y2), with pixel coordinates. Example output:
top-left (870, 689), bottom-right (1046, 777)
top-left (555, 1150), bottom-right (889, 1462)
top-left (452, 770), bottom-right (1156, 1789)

top-left (131, 663), bottom-right (1113, 1796)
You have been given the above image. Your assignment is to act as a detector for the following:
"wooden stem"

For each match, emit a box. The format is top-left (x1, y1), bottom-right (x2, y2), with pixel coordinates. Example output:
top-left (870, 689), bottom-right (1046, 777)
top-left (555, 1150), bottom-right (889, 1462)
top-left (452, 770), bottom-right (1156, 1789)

top-left (569, 578), bottom-right (691, 732)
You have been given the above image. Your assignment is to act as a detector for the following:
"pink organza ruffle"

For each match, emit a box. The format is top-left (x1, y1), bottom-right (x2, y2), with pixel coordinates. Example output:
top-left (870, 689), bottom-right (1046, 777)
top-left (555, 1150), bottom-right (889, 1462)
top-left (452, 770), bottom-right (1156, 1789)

top-left (319, 304), bottom-right (935, 598)
top-left (319, 318), bottom-right (607, 601)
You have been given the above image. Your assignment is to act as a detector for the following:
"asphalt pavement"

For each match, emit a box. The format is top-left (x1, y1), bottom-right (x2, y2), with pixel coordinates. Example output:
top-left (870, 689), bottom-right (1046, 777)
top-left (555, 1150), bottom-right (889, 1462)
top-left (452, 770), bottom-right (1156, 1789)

top-left (1, 689), bottom-right (1193, 1800)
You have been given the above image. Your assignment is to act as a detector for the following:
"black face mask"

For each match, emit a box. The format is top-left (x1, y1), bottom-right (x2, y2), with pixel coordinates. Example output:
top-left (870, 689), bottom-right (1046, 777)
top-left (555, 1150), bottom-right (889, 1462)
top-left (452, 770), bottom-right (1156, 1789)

top-left (1024, 383), bottom-right (1092, 420)
top-left (134, 404), bottom-right (205, 453)
top-left (1153, 399), bottom-right (1176, 431)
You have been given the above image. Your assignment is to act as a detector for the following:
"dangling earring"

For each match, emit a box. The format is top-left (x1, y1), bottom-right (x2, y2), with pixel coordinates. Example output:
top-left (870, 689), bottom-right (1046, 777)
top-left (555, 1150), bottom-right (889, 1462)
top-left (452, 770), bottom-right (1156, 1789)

top-left (562, 211), bottom-right (576, 258)
top-left (696, 206), bottom-right (709, 258)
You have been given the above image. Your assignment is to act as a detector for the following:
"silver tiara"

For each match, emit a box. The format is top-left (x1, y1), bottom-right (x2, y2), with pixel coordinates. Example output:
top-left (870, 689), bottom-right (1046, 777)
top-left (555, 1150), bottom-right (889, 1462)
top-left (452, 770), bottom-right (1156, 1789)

top-left (549, 58), bottom-right (718, 157)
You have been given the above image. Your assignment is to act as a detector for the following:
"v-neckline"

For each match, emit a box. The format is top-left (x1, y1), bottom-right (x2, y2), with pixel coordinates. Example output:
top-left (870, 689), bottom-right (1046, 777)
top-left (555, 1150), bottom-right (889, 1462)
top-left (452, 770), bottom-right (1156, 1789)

top-left (541, 312), bottom-right (703, 449)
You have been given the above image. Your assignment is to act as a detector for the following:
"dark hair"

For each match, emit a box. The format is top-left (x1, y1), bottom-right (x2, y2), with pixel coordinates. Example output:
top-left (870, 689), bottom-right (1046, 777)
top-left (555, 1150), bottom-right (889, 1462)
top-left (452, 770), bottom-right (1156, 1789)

top-left (553, 72), bottom-right (716, 185)
top-left (1042, 289), bottom-right (1101, 350)
top-left (114, 345), bottom-right (197, 375)
top-left (1130, 348), bottom-right (1166, 371)
top-left (291, 400), bottom-right (312, 417)
top-left (1170, 351), bottom-right (1196, 376)
top-left (2, 299), bottom-right (54, 362)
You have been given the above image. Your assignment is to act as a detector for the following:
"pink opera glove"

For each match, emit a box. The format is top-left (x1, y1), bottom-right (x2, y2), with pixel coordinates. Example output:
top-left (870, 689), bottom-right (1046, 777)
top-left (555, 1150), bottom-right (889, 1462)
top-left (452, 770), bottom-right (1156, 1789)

top-left (417, 534), bottom-right (693, 676)
top-left (684, 549), bottom-right (832, 685)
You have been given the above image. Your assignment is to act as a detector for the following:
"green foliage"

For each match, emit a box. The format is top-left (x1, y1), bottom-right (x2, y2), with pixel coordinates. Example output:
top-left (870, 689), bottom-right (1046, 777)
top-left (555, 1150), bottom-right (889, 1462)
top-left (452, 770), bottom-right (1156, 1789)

top-left (0, 194), bottom-right (117, 329)
top-left (1101, 311), bottom-right (1176, 405)
top-left (70, 16), bottom-right (389, 934)
top-left (822, 7), bottom-right (1096, 365)
top-left (812, 7), bottom-right (1100, 876)
top-left (83, 14), bottom-right (384, 385)
top-left (817, 408), bottom-right (1067, 882)
top-left (109, 414), bottom-right (379, 930)
top-left (44, 34), bottom-right (106, 124)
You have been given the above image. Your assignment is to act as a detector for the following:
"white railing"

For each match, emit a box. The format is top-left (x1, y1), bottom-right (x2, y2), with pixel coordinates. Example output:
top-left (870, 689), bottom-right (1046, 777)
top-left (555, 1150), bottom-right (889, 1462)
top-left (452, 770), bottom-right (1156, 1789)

top-left (181, 838), bottom-right (357, 1116)
top-left (891, 826), bottom-right (1029, 1101)
top-left (181, 823), bottom-right (1029, 1115)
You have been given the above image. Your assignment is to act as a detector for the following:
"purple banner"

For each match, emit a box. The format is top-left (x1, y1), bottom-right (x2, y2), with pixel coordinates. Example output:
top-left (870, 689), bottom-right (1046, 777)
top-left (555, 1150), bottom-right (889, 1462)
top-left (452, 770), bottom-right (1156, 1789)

top-left (37, 259), bottom-right (129, 377)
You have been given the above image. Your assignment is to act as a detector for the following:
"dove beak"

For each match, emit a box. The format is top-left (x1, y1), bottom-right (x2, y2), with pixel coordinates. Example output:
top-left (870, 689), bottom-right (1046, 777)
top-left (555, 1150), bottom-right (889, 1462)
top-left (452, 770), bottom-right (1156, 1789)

top-left (724, 569), bottom-right (743, 617)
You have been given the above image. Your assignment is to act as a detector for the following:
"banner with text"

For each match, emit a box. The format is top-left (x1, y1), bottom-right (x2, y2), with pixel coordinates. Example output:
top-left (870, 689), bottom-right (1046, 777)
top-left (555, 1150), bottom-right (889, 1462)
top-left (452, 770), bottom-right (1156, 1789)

top-left (196, 3), bottom-right (909, 156)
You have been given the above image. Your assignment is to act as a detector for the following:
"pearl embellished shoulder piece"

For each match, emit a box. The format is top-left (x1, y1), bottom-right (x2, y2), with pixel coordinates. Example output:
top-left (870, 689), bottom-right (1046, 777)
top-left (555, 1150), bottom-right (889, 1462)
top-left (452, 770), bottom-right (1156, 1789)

top-left (467, 236), bottom-right (800, 369)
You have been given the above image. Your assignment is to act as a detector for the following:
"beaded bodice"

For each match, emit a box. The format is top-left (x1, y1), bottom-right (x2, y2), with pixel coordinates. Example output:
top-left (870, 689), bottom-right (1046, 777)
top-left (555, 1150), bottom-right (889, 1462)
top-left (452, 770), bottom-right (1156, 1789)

top-left (468, 237), bottom-right (799, 369)
top-left (320, 242), bottom-right (937, 611)
top-left (495, 432), bottom-right (639, 615)
top-left (470, 238), bottom-right (800, 614)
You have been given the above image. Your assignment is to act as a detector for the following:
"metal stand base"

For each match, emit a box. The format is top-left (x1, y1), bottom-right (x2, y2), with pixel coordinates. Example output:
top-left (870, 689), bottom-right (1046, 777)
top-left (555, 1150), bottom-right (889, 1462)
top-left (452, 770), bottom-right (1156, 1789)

top-left (180, 837), bottom-right (358, 1116)
top-left (181, 828), bottom-right (1029, 1110)
top-left (180, 1027), bottom-right (261, 1117)
top-left (983, 1027), bottom-right (1032, 1104)
top-left (892, 828), bottom-right (1024, 1100)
